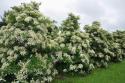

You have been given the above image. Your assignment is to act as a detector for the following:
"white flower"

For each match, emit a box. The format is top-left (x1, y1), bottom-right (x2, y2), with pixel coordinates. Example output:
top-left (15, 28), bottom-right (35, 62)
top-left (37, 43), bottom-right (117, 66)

top-left (71, 47), bottom-right (76, 54)
top-left (58, 31), bottom-right (61, 35)
top-left (63, 53), bottom-right (70, 58)
top-left (16, 16), bottom-right (22, 21)
top-left (52, 69), bottom-right (58, 76)
top-left (0, 54), bottom-right (3, 59)
top-left (56, 51), bottom-right (62, 56)
top-left (43, 77), bottom-right (47, 81)
top-left (40, 81), bottom-right (45, 83)
top-left (7, 56), bottom-right (14, 62)
top-left (74, 69), bottom-right (78, 72)
top-left (47, 76), bottom-right (52, 82)
top-left (78, 64), bottom-right (83, 69)
top-left (89, 64), bottom-right (95, 70)
top-left (70, 65), bottom-right (76, 70)
top-left (82, 43), bottom-right (87, 48)
top-left (33, 19), bottom-right (39, 25)
top-left (24, 17), bottom-right (32, 23)
top-left (36, 79), bottom-right (41, 83)
top-left (14, 46), bottom-right (19, 51)
top-left (57, 53), bottom-right (63, 60)
top-left (105, 55), bottom-right (110, 61)
top-left (80, 54), bottom-right (84, 58)
top-left (60, 44), bottom-right (65, 48)
top-left (77, 45), bottom-right (82, 50)
top-left (20, 50), bottom-right (26, 56)
top-left (13, 54), bottom-right (18, 59)
top-left (1, 58), bottom-right (6, 63)
top-left (7, 50), bottom-right (14, 56)
top-left (66, 31), bottom-right (71, 36)
top-left (30, 79), bottom-right (36, 83)
top-left (89, 50), bottom-right (95, 54)
top-left (81, 59), bottom-right (85, 63)
top-left (46, 69), bottom-right (51, 75)
top-left (63, 69), bottom-right (67, 72)
top-left (1, 62), bottom-right (9, 69)
top-left (98, 53), bottom-right (104, 58)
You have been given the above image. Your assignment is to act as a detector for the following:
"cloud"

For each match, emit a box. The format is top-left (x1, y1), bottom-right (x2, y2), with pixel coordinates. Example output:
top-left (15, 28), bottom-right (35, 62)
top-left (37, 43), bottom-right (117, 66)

top-left (0, 0), bottom-right (125, 31)
top-left (75, 0), bottom-right (105, 18)
top-left (0, 0), bottom-right (31, 19)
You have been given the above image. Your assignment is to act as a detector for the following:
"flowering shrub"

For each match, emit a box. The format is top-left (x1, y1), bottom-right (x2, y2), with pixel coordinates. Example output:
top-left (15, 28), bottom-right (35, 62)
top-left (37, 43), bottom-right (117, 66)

top-left (84, 22), bottom-right (112, 67)
top-left (0, 2), bottom-right (58, 83)
top-left (0, 2), bottom-right (125, 83)
top-left (113, 31), bottom-right (125, 60)
top-left (54, 14), bottom-right (94, 74)
top-left (84, 22), bottom-right (125, 68)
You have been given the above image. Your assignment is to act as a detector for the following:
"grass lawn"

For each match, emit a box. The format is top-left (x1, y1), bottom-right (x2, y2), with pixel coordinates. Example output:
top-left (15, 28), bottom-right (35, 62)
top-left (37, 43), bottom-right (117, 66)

top-left (53, 60), bottom-right (125, 83)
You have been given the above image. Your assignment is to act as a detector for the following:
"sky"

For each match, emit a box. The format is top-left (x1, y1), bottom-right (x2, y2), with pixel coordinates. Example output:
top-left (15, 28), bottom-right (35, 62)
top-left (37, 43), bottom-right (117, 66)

top-left (0, 0), bottom-right (125, 31)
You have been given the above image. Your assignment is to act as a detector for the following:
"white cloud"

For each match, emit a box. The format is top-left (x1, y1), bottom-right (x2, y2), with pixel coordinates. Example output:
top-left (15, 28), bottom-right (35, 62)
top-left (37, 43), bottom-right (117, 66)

top-left (0, 0), bottom-right (125, 31)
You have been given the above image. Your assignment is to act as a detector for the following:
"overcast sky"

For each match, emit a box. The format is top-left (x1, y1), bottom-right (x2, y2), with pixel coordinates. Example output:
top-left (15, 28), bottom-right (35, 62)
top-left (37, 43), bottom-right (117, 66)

top-left (0, 0), bottom-right (125, 31)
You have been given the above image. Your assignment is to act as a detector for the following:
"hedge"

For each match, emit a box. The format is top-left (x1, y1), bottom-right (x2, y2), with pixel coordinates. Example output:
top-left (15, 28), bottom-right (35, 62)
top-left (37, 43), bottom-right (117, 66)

top-left (0, 2), bottom-right (125, 83)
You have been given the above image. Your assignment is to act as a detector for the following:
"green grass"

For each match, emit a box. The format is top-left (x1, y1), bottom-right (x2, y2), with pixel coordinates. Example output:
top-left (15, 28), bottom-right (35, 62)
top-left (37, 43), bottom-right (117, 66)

top-left (53, 60), bottom-right (125, 83)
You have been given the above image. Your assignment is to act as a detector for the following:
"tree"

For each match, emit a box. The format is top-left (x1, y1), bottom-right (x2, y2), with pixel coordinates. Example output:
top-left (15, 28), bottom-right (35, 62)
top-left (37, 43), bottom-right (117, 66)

top-left (54, 13), bottom-right (94, 74)
top-left (84, 21), bottom-right (116, 67)
top-left (0, 2), bottom-right (58, 83)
